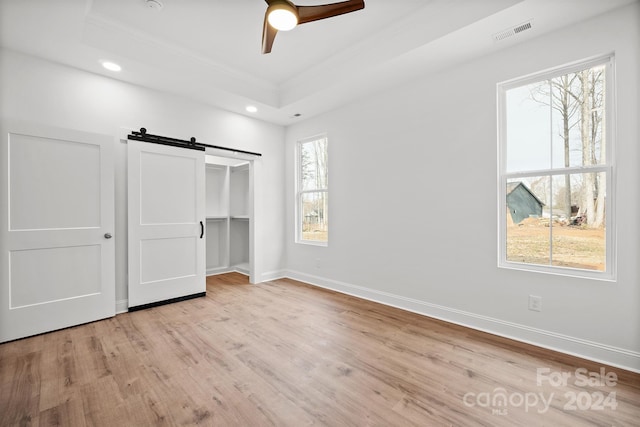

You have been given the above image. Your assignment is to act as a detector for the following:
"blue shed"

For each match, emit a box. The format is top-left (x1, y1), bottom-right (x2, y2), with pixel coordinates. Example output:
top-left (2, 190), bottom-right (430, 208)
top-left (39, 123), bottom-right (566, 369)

top-left (506, 182), bottom-right (545, 224)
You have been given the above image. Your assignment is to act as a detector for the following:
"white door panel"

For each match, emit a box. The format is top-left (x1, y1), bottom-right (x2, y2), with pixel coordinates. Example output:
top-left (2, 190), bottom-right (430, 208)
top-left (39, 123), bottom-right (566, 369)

top-left (10, 245), bottom-right (101, 308)
top-left (0, 122), bottom-right (115, 343)
top-left (140, 236), bottom-right (198, 282)
top-left (9, 133), bottom-right (101, 230)
top-left (128, 140), bottom-right (205, 308)
top-left (140, 151), bottom-right (198, 224)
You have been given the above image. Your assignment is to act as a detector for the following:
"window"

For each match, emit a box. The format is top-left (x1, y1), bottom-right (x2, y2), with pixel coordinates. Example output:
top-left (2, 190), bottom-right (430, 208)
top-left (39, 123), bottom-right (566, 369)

top-left (498, 55), bottom-right (615, 279)
top-left (296, 135), bottom-right (328, 245)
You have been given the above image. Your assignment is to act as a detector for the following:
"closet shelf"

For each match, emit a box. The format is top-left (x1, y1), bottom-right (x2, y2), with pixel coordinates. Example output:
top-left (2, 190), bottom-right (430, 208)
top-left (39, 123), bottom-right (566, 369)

top-left (206, 162), bottom-right (250, 276)
top-left (230, 215), bottom-right (249, 220)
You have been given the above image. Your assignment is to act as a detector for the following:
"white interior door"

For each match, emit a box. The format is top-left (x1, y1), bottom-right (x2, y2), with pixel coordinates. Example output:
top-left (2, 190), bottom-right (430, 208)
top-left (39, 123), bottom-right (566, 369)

top-left (127, 140), bottom-right (205, 308)
top-left (0, 121), bottom-right (115, 343)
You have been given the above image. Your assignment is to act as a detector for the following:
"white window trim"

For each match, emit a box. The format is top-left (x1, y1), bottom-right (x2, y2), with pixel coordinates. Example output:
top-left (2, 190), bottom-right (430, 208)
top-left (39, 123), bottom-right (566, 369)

top-left (295, 134), bottom-right (328, 246)
top-left (497, 54), bottom-right (616, 281)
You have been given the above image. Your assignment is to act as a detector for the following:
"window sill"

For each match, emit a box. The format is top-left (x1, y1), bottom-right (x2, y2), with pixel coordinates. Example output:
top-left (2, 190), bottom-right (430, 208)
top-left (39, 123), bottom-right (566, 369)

top-left (296, 240), bottom-right (328, 247)
top-left (498, 261), bottom-right (615, 282)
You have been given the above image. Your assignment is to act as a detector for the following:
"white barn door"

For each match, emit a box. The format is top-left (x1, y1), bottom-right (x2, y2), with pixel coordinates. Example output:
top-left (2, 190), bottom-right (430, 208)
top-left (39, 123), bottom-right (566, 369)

top-left (127, 140), bottom-right (205, 308)
top-left (0, 122), bottom-right (115, 343)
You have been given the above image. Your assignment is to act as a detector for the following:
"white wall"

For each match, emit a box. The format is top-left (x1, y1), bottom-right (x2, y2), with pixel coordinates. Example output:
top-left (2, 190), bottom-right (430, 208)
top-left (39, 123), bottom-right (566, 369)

top-left (284, 4), bottom-right (640, 371)
top-left (0, 49), bottom-right (287, 308)
top-left (1, 4), bottom-right (637, 372)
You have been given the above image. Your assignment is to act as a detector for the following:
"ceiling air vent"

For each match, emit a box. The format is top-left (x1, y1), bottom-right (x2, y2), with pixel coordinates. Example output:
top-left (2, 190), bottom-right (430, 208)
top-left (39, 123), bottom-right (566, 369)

top-left (493, 20), bottom-right (533, 42)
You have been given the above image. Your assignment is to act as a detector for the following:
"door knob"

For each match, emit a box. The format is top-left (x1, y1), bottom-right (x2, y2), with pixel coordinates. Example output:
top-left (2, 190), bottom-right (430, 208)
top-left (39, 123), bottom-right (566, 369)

top-left (104, 233), bottom-right (113, 239)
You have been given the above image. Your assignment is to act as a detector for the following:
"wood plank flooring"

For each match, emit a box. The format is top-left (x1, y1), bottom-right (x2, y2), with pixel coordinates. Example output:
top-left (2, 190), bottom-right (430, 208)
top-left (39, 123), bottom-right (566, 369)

top-left (1, 272), bottom-right (639, 426)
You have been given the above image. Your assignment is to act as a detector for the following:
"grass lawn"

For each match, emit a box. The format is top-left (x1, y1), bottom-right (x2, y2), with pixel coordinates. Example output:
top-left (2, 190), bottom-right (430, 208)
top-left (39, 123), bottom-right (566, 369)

top-left (506, 219), bottom-right (605, 271)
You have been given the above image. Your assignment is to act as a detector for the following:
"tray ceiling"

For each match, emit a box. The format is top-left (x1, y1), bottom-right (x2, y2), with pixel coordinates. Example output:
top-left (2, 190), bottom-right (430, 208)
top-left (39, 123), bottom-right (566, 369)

top-left (0, 0), bottom-right (635, 124)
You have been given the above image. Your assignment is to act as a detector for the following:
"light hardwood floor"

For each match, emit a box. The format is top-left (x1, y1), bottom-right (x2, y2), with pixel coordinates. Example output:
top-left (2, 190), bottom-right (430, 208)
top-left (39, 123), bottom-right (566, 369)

top-left (1, 272), bottom-right (639, 426)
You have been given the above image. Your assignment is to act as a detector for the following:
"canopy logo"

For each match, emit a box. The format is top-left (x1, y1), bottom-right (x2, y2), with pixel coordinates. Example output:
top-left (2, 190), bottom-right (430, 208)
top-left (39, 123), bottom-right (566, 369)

top-left (462, 388), bottom-right (553, 415)
top-left (462, 367), bottom-right (618, 416)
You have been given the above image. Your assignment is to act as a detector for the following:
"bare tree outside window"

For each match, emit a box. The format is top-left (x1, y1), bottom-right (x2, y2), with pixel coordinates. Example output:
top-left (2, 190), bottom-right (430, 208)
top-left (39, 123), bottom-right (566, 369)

top-left (297, 136), bottom-right (328, 244)
top-left (500, 57), bottom-right (613, 278)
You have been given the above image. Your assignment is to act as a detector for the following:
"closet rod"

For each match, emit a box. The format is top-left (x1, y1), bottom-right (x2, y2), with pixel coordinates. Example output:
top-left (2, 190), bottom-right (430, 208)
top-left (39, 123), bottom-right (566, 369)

top-left (127, 128), bottom-right (262, 157)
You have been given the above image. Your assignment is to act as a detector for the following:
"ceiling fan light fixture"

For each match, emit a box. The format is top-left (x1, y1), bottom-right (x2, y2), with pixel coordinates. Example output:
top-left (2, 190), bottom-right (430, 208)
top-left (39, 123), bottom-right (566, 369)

top-left (267, 2), bottom-right (298, 31)
top-left (261, 0), bottom-right (365, 54)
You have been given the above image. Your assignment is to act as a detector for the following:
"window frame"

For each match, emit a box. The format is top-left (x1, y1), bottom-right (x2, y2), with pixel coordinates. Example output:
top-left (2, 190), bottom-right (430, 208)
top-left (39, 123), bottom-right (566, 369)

top-left (295, 134), bottom-right (329, 246)
top-left (497, 54), bottom-right (616, 281)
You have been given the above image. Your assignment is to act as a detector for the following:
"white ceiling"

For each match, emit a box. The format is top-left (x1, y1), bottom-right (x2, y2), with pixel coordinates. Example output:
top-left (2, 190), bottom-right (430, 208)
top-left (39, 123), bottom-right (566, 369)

top-left (0, 0), bottom-right (635, 125)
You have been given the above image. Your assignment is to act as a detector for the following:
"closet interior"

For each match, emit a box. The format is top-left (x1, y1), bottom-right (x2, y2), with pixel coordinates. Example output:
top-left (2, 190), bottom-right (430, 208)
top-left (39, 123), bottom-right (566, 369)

top-left (205, 155), bottom-right (251, 276)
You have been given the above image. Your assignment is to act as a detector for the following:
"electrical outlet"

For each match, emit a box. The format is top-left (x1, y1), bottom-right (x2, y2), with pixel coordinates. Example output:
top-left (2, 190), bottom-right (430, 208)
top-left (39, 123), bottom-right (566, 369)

top-left (315, 258), bottom-right (321, 269)
top-left (529, 295), bottom-right (542, 312)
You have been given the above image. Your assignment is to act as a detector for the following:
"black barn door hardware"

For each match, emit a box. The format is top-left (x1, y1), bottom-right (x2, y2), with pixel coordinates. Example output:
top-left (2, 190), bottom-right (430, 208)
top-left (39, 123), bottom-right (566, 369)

top-left (127, 128), bottom-right (262, 157)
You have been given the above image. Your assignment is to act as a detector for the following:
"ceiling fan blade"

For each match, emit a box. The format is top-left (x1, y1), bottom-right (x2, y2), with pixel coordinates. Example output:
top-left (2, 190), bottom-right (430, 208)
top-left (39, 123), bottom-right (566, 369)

top-left (262, 13), bottom-right (278, 54)
top-left (296, 0), bottom-right (364, 25)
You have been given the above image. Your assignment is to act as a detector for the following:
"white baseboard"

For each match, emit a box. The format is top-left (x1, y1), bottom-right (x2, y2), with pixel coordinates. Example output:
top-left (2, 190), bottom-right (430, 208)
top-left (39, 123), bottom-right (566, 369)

top-left (207, 268), bottom-right (287, 283)
top-left (116, 299), bottom-right (128, 314)
top-left (258, 269), bottom-right (288, 283)
top-left (207, 266), bottom-right (233, 276)
top-left (283, 269), bottom-right (640, 374)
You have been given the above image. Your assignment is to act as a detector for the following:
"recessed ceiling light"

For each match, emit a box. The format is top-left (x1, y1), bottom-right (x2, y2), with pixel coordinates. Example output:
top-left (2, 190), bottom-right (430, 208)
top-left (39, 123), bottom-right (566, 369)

top-left (101, 61), bottom-right (122, 72)
top-left (246, 105), bottom-right (258, 113)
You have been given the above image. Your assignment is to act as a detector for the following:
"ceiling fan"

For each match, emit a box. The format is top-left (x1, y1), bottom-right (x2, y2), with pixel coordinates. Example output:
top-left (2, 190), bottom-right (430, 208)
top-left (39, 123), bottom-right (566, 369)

top-left (262, 0), bottom-right (365, 54)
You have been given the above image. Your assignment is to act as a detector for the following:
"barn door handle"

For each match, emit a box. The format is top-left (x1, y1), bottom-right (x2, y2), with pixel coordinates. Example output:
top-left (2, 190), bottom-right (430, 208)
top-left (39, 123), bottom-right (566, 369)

top-left (200, 221), bottom-right (204, 239)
